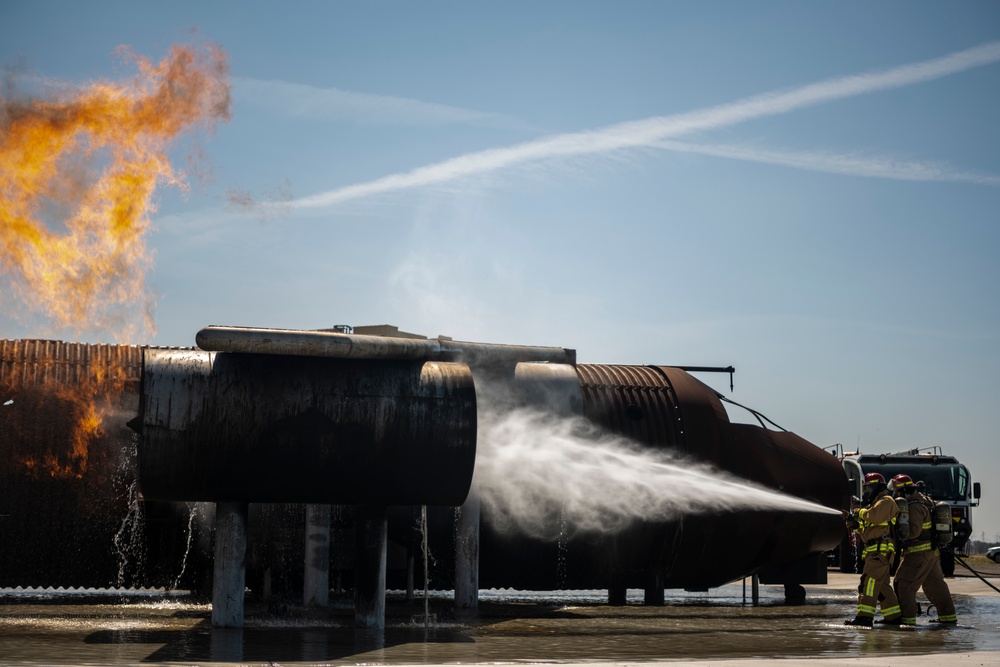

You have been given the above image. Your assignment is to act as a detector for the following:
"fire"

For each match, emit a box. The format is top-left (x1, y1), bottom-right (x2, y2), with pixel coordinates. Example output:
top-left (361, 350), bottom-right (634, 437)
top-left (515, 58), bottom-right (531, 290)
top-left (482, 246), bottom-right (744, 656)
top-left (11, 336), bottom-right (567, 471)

top-left (0, 43), bottom-right (231, 341)
top-left (8, 356), bottom-right (130, 480)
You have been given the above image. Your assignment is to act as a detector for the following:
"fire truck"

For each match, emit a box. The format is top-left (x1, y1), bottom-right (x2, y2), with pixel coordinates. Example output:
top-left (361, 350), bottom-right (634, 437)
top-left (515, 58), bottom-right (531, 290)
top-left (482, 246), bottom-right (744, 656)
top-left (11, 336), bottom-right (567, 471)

top-left (839, 446), bottom-right (982, 575)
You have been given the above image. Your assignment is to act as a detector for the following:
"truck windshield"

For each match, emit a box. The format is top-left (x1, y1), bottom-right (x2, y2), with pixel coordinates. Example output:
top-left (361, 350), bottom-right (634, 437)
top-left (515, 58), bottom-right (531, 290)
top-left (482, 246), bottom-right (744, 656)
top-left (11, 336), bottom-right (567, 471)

top-left (864, 463), bottom-right (968, 501)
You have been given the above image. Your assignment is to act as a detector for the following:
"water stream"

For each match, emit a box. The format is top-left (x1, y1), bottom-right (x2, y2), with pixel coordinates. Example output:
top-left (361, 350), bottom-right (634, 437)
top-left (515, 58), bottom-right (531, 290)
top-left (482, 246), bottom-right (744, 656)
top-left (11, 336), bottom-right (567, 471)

top-left (475, 408), bottom-right (838, 541)
top-left (111, 477), bottom-right (145, 590)
top-left (171, 503), bottom-right (198, 592)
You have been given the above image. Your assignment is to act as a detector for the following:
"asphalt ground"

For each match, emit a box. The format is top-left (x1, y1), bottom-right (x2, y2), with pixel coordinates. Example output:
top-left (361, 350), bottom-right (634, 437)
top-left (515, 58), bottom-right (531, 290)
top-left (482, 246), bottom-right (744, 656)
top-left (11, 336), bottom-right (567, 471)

top-left (1, 563), bottom-right (998, 666)
top-left (691, 563), bottom-right (1000, 667)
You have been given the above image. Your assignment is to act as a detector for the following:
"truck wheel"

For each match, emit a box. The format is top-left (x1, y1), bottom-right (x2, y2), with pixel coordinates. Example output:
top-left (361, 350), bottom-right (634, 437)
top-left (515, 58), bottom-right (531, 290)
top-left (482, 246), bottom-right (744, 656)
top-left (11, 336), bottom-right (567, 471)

top-left (784, 583), bottom-right (806, 605)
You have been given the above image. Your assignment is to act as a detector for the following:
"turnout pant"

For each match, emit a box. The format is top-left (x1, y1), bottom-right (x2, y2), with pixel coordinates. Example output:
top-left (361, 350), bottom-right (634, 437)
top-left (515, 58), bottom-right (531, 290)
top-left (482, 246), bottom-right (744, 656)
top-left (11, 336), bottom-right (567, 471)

top-left (894, 549), bottom-right (957, 624)
top-left (857, 551), bottom-right (901, 620)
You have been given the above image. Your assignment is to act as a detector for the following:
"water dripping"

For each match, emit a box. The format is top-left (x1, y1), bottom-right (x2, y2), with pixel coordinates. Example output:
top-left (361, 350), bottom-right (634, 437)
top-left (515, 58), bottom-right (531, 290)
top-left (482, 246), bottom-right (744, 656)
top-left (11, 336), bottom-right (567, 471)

top-left (111, 476), bottom-right (145, 589)
top-left (171, 503), bottom-right (197, 591)
top-left (556, 506), bottom-right (568, 589)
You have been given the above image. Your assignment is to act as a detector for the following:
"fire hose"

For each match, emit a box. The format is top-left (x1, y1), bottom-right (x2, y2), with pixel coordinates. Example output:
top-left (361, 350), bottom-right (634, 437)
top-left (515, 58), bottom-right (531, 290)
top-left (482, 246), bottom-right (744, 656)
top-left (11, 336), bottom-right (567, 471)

top-left (954, 553), bottom-right (1000, 594)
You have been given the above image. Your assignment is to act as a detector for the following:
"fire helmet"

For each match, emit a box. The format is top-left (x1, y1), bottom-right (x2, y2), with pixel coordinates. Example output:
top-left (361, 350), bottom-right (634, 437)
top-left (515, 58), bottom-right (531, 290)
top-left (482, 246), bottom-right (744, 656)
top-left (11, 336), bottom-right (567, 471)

top-left (861, 472), bottom-right (887, 501)
top-left (863, 472), bottom-right (886, 486)
top-left (889, 473), bottom-right (915, 493)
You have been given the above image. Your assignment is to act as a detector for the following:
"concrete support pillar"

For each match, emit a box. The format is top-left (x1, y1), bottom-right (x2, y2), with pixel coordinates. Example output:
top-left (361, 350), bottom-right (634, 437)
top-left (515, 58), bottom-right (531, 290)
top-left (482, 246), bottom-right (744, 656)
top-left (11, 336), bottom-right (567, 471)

top-left (454, 492), bottom-right (480, 611)
top-left (354, 504), bottom-right (387, 629)
top-left (212, 501), bottom-right (248, 628)
top-left (405, 553), bottom-right (415, 602)
top-left (303, 504), bottom-right (331, 607)
top-left (644, 571), bottom-right (665, 606)
top-left (608, 535), bottom-right (627, 606)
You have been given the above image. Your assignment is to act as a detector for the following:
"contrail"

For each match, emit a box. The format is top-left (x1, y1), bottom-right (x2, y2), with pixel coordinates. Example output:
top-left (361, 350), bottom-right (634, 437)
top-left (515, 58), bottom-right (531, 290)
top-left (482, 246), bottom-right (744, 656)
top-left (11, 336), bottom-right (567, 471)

top-left (653, 140), bottom-right (1000, 186)
top-left (232, 76), bottom-right (535, 130)
top-left (290, 41), bottom-right (1000, 209)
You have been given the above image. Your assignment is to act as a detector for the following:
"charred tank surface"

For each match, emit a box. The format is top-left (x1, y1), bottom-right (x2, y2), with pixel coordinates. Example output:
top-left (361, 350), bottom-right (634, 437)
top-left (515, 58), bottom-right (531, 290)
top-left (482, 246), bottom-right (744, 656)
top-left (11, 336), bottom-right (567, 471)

top-left (138, 349), bottom-right (478, 506)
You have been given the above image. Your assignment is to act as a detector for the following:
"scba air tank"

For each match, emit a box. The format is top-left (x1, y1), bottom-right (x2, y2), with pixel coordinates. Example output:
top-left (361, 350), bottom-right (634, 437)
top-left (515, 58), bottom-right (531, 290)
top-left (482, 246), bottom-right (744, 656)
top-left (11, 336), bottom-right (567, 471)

top-left (933, 501), bottom-right (954, 547)
top-left (895, 497), bottom-right (909, 536)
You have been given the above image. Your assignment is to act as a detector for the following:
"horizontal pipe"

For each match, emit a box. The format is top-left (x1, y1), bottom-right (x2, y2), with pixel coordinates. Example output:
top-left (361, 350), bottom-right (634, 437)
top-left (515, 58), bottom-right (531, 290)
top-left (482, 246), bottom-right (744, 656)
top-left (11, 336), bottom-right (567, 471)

top-left (195, 325), bottom-right (576, 366)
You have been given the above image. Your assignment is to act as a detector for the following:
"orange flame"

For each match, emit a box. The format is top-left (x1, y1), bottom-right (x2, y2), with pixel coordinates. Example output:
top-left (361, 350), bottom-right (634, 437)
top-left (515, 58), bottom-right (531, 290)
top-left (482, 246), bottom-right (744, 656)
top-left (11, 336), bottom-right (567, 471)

top-left (0, 43), bottom-right (231, 341)
top-left (10, 358), bottom-right (131, 480)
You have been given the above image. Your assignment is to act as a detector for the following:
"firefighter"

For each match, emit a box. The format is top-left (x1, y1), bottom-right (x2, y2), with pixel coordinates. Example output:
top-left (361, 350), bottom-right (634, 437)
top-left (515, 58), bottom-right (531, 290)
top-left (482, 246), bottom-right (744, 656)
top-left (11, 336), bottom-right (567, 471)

top-left (889, 473), bottom-right (958, 625)
top-left (843, 472), bottom-right (902, 626)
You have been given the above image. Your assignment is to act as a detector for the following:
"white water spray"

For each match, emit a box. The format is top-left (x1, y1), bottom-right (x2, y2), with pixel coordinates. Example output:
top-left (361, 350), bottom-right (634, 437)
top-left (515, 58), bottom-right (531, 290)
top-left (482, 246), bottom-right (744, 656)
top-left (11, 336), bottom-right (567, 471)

top-left (171, 503), bottom-right (198, 591)
top-left (112, 477), bottom-right (145, 588)
top-left (474, 408), bottom-right (839, 540)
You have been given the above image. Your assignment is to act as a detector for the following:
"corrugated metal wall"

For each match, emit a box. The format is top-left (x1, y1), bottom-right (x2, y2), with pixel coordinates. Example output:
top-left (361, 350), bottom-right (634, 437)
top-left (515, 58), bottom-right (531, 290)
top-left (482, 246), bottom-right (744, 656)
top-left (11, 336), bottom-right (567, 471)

top-left (0, 339), bottom-right (143, 387)
top-left (0, 340), bottom-right (334, 594)
top-left (0, 339), bottom-right (178, 589)
top-left (575, 364), bottom-right (683, 448)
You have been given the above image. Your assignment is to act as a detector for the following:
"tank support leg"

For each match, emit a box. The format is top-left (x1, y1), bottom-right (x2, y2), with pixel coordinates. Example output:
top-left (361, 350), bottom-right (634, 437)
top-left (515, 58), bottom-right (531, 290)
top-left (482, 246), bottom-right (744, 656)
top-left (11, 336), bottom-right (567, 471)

top-left (212, 501), bottom-right (248, 628)
top-left (784, 583), bottom-right (806, 604)
top-left (644, 571), bottom-right (665, 605)
top-left (303, 504), bottom-right (331, 607)
top-left (455, 492), bottom-right (480, 611)
top-left (405, 553), bottom-right (415, 602)
top-left (354, 504), bottom-right (387, 629)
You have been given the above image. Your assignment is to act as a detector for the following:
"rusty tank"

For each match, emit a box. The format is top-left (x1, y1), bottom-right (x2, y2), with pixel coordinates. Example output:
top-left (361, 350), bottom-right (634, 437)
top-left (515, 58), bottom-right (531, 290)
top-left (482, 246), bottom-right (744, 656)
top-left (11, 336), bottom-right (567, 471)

top-left (2, 328), bottom-right (847, 599)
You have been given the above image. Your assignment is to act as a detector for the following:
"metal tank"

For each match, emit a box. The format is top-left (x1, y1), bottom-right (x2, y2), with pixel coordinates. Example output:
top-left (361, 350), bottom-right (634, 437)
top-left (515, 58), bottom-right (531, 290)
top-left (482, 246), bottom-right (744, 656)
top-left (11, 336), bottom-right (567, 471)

top-left (3, 329), bottom-right (847, 601)
top-left (137, 348), bottom-right (478, 506)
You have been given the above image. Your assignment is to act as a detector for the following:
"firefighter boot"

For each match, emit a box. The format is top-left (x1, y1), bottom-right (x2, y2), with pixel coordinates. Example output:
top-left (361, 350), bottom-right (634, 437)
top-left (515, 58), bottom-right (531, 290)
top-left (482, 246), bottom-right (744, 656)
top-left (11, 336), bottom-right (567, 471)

top-left (874, 617), bottom-right (902, 625)
top-left (844, 616), bottom-right (874, 627)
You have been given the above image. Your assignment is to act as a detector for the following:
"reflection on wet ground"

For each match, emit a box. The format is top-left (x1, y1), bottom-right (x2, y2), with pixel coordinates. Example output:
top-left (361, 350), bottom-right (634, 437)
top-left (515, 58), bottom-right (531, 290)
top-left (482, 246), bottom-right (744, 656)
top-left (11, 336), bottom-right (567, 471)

top-left (1, 576), bottom-right (998, 665)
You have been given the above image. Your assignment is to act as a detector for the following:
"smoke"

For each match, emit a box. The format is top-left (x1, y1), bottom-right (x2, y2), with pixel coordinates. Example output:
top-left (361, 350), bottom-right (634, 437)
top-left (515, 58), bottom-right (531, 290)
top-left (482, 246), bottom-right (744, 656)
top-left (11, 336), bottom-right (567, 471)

top-left (225, 179), bottom-right (293, 224)
top-left (473, 407), bottom-right (839, 540)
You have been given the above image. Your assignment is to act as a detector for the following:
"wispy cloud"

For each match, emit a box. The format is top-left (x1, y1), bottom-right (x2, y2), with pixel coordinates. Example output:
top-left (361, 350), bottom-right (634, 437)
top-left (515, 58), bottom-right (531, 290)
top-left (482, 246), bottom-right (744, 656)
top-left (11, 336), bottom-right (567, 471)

top-left (232, 76), bottom-right (534, 130)
top-left (288, 41), bottom-right (1000, 209)
top-left (652, 140), bottom-right (1000, 186)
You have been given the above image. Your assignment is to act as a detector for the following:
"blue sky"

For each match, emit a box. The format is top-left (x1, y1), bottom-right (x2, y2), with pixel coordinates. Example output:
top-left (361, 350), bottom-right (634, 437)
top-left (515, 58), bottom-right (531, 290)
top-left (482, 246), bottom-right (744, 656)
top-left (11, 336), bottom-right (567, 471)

top-left (2, 1), bottom-right (999, 541)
